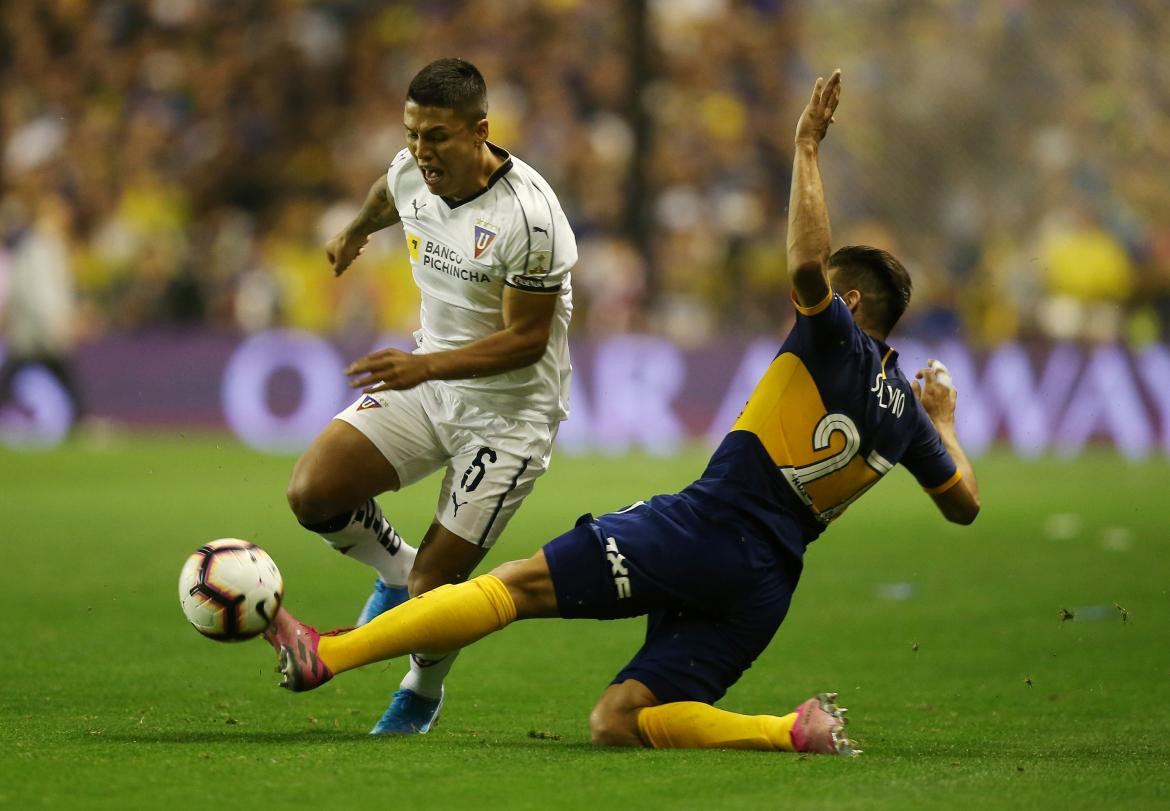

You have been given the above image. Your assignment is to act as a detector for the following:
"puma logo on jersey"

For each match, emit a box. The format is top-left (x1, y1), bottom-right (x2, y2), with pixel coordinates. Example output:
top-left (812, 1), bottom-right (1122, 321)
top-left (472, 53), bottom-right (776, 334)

top-left (605, 536), bottom-right (632, 598)
top-left (451, 492), bottom-right (468, 516)
top-left (412, 199), bottom-right (427, 218)
top-left (532, 225), bottom-right (549, 236)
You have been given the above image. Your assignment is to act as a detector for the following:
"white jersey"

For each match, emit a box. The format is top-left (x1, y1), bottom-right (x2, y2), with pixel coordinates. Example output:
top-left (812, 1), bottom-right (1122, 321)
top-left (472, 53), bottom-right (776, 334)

top-left (387, 144), bottom-right (576, 423)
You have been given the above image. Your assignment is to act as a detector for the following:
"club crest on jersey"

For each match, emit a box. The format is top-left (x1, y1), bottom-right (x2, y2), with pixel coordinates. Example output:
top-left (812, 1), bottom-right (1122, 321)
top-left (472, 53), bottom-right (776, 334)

top-left (356, 395), bottom-right (381, 411)
top-left (528, 249), bottom-right (552, 276)
top-left (473, 221), bottom-right (498, 259)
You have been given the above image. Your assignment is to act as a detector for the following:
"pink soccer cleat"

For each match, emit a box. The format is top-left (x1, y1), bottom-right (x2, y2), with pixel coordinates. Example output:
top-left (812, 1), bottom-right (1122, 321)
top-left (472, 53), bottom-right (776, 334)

top-left (790, 692), bottom-right (860, 756)
top-left (262, 607), bottom-right (333, 692)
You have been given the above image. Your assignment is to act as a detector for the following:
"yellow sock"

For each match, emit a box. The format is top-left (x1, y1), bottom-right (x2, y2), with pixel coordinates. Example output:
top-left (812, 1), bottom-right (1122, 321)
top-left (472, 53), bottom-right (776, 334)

top-left (636, 702), bottom-right (798, 751)
top-left (317, 575), bottom-right (517, 674)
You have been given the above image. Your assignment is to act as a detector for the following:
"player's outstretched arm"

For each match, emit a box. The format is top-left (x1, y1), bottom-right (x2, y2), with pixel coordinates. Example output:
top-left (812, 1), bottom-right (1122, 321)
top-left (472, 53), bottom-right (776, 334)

top-left (325, 175), bottom-right (402, 277)
top-left (914, 361), bottom-right (981, 525)
top-left (787, 70), bottom-right (841, 308)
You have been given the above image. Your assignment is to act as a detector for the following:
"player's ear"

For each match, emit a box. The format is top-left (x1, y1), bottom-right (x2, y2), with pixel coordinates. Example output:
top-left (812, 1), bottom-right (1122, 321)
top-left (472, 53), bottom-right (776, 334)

top-left (472, 117), bottom-right (489, 146)
top-left (841, 288), bottom-right (862, 314)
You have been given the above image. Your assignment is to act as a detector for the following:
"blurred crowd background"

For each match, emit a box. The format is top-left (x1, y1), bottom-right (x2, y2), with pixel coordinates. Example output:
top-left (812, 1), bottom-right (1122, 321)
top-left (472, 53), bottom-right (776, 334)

top-left (3, 0), bottom-right (1169, 362)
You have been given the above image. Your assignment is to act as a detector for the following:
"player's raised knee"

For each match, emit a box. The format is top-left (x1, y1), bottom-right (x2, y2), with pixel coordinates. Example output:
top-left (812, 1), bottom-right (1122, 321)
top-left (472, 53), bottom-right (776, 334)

top-left (285, 475), bottom-right (315, 523)
top-left (285, 466), bottom-right (345, 526)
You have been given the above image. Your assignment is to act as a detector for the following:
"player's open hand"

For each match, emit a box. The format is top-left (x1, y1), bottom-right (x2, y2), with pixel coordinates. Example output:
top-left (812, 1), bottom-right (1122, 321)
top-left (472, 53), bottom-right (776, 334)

top-left (346, 348), bottom-right (432, 392)
top-left (912, 359), bottom-right (958, 429)
top-left (325, 229), bottom-right (369, 277)
top-left (795, 69), bottom-right (841, 147)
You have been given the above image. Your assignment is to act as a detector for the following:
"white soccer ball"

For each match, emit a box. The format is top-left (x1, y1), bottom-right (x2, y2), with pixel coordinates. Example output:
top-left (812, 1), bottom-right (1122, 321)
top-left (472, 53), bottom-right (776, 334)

top-left (178, 539), bottom-right (283, 641)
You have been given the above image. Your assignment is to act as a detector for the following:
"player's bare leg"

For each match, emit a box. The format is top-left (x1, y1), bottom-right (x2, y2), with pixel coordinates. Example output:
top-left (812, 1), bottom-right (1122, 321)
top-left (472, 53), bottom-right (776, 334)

top-left (288, 420), bottom-right (401, 521)
top-left (370, 520), bottom-right (488, 734)
top-left (286, 420), bottom-right (417, 613)
top-left (488, 553), bottom-right (560, 616)
top-left (408, 520), bottom-right (490, 595)
top-left (589, 680), bottom-right (661, 747)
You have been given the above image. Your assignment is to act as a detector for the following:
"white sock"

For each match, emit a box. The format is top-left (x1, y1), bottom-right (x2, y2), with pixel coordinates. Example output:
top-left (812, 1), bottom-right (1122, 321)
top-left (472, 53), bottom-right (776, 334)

top-left (400, 650), bottom-right (459, 700)
top-left (302, 498), bottom-right (417, 587)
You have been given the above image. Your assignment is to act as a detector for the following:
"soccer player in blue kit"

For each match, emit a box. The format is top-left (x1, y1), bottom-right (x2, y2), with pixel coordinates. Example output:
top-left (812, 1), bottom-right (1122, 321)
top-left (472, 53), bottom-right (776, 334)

top-left (263, 70), bottom-right (981, 755)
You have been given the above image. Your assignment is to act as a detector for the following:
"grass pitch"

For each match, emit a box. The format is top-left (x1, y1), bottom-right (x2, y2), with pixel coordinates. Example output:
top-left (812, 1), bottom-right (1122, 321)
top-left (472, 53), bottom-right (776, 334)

top-left (2, 435), bottom-right (1168, 809)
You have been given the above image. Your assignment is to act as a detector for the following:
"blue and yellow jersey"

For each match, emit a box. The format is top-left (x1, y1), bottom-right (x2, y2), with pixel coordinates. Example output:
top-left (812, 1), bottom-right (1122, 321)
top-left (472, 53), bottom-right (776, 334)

top-left (686, 289), bottom-right (960, 559)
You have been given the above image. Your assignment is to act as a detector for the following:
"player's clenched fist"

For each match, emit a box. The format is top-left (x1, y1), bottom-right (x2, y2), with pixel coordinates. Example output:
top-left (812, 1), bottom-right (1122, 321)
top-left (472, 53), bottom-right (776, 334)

top-left (913, 359), bottom-right (958, 429)
top-left (325, 228), bottom-right (369, 277)
top-left (795, 69), bottom-right (841, 147)
top-left (346, 347), bottom-right (433, 392)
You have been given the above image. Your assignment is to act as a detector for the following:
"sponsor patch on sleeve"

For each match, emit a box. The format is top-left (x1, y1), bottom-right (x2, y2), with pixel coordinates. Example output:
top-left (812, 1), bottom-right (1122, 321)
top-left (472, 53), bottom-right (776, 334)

top-left (507, 274), bottom-right (560, 292)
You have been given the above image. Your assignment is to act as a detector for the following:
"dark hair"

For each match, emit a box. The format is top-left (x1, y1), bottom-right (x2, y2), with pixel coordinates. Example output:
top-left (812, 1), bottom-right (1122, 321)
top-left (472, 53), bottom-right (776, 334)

top-left (407, 58), bottom-right (488, 123)
top-left (827, 245), bottom-right (913, 334)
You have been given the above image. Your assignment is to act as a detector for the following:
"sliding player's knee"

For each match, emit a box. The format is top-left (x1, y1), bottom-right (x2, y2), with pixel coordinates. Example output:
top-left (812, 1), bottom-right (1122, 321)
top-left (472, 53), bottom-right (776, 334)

top-left (489, 554), bottom-right (558, 618)
top-left (588, 702), bottom-right (642, 747)
top-left (589, 682), bottom-right (656, 747)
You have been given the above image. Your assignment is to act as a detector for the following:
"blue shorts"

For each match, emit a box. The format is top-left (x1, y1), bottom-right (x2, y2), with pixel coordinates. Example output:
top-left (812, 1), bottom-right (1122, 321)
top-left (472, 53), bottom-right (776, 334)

top-left (542, 493), bottom-right (802, 705)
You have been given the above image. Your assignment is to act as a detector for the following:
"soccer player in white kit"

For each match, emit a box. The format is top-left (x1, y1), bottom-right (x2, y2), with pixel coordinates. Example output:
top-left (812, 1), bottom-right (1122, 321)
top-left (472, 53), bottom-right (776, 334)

top-left (285, 58), bottom-right (576, 734)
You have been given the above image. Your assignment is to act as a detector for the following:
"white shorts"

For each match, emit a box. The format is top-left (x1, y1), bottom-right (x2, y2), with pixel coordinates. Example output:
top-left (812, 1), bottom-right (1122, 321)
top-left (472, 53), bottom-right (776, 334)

top-left (335, 382), bottom-right (557, 549)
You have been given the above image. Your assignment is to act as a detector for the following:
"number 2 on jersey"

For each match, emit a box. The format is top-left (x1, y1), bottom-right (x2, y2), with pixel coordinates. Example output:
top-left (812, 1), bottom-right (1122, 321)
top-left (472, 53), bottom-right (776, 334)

top-left (779, 412), bottom-right (878, 521)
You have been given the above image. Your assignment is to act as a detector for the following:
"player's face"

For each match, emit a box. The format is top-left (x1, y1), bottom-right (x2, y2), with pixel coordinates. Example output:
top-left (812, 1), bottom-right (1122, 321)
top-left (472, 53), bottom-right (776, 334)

top-left (404, 101), bottom-right (487, 199)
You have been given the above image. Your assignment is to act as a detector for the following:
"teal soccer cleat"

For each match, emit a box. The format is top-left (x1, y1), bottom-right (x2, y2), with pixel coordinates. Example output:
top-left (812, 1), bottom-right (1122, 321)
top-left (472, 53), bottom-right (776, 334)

top-left (356, 579), bottom-right (410, 626)
top-left (370, 686), bottom-right (444, 735)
